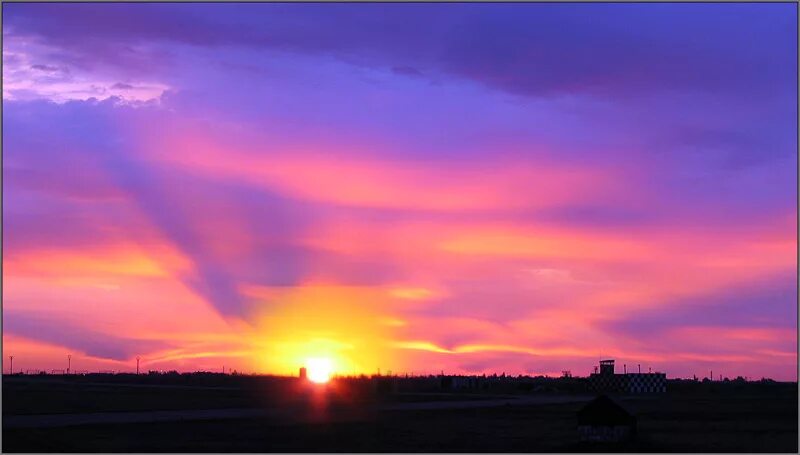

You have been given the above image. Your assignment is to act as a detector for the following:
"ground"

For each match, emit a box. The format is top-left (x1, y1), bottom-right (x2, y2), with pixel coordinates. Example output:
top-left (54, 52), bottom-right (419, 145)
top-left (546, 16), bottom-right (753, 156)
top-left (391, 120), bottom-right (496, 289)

top-left (3, 376), bottom-right (797, 452)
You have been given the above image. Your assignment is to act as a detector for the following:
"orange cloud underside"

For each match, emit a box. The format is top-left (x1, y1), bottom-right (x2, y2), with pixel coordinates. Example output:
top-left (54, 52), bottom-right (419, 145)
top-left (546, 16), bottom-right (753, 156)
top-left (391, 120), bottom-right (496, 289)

top-left (3, 123), bottom-right (796, 380)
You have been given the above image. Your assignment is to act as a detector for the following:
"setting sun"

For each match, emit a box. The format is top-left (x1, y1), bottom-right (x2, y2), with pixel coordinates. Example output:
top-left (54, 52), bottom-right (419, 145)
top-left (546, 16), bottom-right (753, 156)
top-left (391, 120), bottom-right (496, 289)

top-left (306, 357), bottom-right (333, 384)
top-left (249, 285), bottom-right (398, 377)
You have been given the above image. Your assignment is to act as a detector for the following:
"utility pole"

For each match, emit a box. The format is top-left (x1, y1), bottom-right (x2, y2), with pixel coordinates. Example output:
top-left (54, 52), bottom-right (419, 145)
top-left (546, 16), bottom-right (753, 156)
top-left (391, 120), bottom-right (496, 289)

top-left (638, 364), bottom-right (641, 374)
top-left (136, 356), bottom-right (140, 375)
top-left (9, 356), bottom-right (13, 375)
top-left (67, 355), bottom-right (71, 375)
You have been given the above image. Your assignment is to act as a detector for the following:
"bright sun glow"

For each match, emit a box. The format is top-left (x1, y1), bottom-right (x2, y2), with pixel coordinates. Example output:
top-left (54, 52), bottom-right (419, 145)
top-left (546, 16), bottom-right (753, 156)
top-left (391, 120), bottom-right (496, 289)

top-left (306, 357), bottom-right (333, 383)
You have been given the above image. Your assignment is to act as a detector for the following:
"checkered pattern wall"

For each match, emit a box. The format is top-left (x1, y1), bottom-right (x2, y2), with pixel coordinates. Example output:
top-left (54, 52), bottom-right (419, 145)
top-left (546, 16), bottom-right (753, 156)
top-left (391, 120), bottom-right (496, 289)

top-left (626, 373), bottom-right (666, 393)
top-left (589, 373), bottom-right (666, 394)
top-left (588, 373), bottom-right (626, 392)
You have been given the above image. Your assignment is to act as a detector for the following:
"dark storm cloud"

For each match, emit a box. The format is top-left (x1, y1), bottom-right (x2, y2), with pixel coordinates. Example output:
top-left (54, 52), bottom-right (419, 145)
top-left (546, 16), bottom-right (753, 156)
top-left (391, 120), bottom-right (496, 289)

top-left (5, 3), bottom-right (795, 98)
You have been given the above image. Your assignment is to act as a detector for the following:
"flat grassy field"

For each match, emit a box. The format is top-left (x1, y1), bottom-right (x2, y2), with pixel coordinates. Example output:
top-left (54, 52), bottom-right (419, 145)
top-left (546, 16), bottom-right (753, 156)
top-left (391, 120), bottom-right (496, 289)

top-left (3, 377), bottom-right (797, 452)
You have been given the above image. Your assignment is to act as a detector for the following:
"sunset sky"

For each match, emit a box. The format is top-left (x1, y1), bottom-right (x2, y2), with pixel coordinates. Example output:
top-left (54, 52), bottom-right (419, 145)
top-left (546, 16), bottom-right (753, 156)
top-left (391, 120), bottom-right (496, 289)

top-left (3, 3), bottom-right (797, 380)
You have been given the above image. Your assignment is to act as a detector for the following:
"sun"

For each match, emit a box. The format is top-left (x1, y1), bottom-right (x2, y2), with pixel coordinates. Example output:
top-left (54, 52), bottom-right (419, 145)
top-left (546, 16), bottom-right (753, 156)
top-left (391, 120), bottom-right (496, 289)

top-left (306, 357), bottom-right (333, 384)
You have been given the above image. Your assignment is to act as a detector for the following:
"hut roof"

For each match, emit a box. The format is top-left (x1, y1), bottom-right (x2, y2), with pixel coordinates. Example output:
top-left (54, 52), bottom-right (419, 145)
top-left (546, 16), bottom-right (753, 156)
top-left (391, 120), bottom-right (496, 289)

top-left (577, 395), bottom-right (636, 426)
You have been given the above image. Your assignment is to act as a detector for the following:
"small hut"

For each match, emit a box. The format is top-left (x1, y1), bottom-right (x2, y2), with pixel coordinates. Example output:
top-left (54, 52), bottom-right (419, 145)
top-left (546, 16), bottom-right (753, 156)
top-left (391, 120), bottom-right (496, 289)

top-left (577, 395), bottom-right (637, 443)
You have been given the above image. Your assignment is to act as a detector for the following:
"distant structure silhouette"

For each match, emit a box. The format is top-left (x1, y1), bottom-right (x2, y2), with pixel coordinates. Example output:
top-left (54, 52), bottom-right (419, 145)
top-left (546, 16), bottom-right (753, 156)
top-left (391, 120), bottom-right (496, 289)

top-left (577, 395), bottom-right (637, 443)
top-left (299, 367), bottom-right (307, 380)
top-left (589, 359), bottom-right (666, 394)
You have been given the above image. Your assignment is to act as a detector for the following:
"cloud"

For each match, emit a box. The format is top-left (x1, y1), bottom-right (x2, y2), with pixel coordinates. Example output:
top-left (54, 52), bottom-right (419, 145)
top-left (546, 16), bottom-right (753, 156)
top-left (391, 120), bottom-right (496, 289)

top-left (5, 311), bottom-right (171, 361)
top-left (532, 205), bottom-right (654, 229)
top-left (391, 66), bottom-right (422, 77)
top-left (601, 272), bottom-right (798, 338)
top-left (5, 3), bottom-right (794, 100)
top-left (30, 63), bottom-right (61, 72)
top-left (2, 4), bottom-right (796, 379)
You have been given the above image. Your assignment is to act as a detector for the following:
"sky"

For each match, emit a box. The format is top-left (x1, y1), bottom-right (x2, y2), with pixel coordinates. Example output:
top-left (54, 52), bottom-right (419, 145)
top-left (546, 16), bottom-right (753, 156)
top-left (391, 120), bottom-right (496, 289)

top-left (2, 3), bottom-right (797, 380)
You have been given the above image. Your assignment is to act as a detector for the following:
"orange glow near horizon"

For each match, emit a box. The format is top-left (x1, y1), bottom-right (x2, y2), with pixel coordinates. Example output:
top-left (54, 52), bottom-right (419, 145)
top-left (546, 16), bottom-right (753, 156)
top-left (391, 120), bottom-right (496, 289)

top-left (244, 285), bottom-right (401, 377)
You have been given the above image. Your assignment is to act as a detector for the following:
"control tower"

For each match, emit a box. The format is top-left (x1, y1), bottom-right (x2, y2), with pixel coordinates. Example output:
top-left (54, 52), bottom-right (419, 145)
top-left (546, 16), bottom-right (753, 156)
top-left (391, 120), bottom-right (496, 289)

top-left (599, 359), bottom-right (615, 376)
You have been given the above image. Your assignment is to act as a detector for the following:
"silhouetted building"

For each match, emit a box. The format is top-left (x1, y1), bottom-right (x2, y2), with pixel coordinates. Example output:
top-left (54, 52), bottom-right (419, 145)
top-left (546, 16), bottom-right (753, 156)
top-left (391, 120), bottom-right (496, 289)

top-left (577, 395), bottom-right (637, 442)
top-left (299, 367), bottom-right (307, 380)
top-left (589, 359), bottom-right (666, 394)
top-left (627, 372), bottom-right (667, 393)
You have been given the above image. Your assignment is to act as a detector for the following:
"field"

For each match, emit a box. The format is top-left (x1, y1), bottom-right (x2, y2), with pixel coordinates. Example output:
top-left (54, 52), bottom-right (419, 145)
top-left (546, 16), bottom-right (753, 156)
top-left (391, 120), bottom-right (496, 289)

top-left (3, 375), bottom-right (797, 452)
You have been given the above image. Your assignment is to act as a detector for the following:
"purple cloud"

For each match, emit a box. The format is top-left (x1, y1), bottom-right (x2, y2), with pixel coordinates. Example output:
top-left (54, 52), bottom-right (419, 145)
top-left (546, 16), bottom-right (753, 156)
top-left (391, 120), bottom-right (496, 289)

top-left (2, 3), bottom-right (796, 378)
top-left (601, 272), bottom-right (798, 338)
top-left (5, 310), bottom-right (170, 361)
